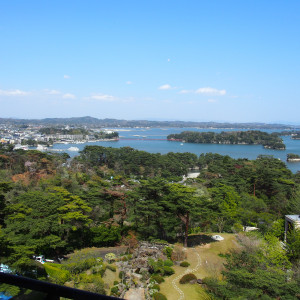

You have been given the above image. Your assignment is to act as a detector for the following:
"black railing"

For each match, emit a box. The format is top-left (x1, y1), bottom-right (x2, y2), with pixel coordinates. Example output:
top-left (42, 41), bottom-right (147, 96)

top-left (0, 272), bottom-right (122, 300)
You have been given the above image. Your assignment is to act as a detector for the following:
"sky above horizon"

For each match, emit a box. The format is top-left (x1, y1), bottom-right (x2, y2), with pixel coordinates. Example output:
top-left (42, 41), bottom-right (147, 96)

top-left (1, 1), bottom-right (300, 124)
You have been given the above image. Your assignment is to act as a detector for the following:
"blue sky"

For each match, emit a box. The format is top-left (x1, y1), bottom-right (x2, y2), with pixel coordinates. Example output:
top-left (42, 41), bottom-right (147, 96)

top-left (1, 0), bottom-right (300, 123)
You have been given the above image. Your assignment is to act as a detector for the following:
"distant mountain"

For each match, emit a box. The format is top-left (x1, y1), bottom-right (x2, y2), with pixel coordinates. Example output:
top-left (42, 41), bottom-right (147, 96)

top-left (0, 116), bottom-right (298, 129)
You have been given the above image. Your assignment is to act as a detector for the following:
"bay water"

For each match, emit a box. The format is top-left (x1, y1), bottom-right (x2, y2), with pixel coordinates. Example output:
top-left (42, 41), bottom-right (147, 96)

top-left (50, 128), bottom-right (300, 173)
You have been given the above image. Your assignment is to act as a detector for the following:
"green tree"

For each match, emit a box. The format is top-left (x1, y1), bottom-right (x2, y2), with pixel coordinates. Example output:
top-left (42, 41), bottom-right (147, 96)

top-left (166, 183), bottom-right (201, 247)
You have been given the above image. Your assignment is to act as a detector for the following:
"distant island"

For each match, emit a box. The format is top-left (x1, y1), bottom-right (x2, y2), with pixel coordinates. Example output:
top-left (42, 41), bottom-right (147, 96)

top-left (0, 116), bottom-right (299, 129)
top-left (167, 130), bottom-right (286, 150)
top-left (287, 153), bottom-right (300, 162)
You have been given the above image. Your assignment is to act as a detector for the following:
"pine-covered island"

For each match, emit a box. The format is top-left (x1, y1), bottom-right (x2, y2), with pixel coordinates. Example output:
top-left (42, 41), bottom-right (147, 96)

top-left (167, 130), bottom-right (286, 150)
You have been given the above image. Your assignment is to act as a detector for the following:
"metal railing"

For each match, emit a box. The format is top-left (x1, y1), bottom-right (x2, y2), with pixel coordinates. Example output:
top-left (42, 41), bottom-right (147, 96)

top-left (0, 272), bottom-right (122, 300)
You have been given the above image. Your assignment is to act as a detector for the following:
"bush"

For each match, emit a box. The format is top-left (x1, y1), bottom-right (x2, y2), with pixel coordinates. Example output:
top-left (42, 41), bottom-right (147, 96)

top-left (164, 259), bottom-right (174, 267)
top-left (86, 277), bottom-right (106, 295)
top-left (119, 270), bottom-right (125, 279)
top-left (179, 273), bottom-right (197, 284)
top-left (91, 264), bottom-right (106, 276)
top-left (105, 253), bottom-right (116, 263)
top-left (110, 285), bottom-right (120, 296)
top-left (152, 284), bottom-right (160, 291)
top-left (44, 263), bottom-right (70, 285)
top-left (113, 280), bottom-right (119, 285)
top-left (151, 274), bottom-right (165, 284)
top-left (62, 257), bottom-right (97, 274)
top-left (180, 261), bottom-right (190, 267)
top-left (153, 292), bottom-right (167, 300)
top-left (163, 266), bottom-right (175, 276)
top-left (163, 246), bottom-right (173, 259)
top-left (106, 264), bottom-right (116, 272)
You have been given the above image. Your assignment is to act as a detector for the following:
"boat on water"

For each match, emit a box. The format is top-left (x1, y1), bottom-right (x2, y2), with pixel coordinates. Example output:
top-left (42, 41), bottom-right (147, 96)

top-left (68, 146), bottom-right (80, 151)
top-left (180, 143), bottom-right (184, 146)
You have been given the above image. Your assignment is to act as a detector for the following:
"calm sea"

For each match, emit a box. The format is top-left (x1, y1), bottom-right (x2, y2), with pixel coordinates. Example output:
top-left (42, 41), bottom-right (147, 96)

top-left (49, 128), bottom-right (300, 173)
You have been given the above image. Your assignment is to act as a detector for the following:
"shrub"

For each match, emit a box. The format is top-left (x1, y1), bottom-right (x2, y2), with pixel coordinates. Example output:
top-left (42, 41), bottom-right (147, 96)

top-left (44, 263), bottom-right (70, 285)
top-left (106, 264), bottom-right (116, 272)
top-left (148, 258), bottom-right (164, 274)
top-left (119, 270), bottom-right (125, 279)
top-left (151, 274), bottom-right (165, 284)
top-left (153, 292), bottom-right (167, 300)
top-left (110, 286), bottom-right (120, 296)
top-left (105, 252), bottom-right (116, 263)
top-left (179, 273), bottom-right (197, 284)
top-left (91, 264), bottom-right (106, 276)
top-left (152, 284), bottom-right (160, 291)
top-left (87, 277), bottom-right (106, 295)
top-left (164, 259), bottom-right (174, 267)
top-left (113, 281), bottom-right (119, 285)
top-left (171, 245), bottom-right (187, 261)
top-left (180, 261), bottom-right (190, 267)
top-left (163, 246), bottom-right (173, 259)
top-left (163, 266), bottom-right (175, 276)
top-left (62, 257), bottom-right (97, 274)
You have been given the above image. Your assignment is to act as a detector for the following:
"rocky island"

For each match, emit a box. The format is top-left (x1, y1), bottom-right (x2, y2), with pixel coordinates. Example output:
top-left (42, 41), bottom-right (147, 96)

top-left (287, 153), bottom-right (300, 162)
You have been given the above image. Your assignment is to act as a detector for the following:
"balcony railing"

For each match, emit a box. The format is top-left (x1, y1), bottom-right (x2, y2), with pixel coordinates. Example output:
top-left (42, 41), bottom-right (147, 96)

top-left (0, 272), bottom-right (122, 300)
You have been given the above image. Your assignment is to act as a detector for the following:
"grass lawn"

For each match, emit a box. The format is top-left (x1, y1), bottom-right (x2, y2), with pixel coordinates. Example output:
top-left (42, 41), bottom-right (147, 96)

top-left (160, 233), bottom-right (238, 299)
top-left (102, 267), bottom-right (119, 294)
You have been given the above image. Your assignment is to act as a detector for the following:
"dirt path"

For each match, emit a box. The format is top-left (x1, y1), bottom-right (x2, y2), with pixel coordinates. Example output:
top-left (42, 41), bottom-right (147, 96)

top-left (171, 250), bottom-right (201, 300)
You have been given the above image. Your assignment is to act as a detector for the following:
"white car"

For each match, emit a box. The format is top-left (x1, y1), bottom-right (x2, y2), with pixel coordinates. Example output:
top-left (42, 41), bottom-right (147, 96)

top-left (211, 235), bottom-right (224, 241)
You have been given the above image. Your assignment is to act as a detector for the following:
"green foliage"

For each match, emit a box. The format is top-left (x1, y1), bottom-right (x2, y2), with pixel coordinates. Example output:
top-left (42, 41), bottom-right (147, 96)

top-left (204, 234), bottom-right (300, 299)
top-left (163, 246), bottom-right (173, 259)
top-left (163, 266), bottom-right (175, 276)
top-left (179, 273), bottom-right (197, 284)
top-left (148, 258), bottom-right (174, 276)
top-left (62, 257), bottom-right (98, 274)
top-left (163, 259), bottom-right (174, 267)
top-left (106, 264), bottom-right (116, 272)
top-left (168, 130), bottom-right (285, 150)
top-left (91, 225), bottom-right (121, 247)
top-left (78, 274), bottom-right (106, 294)
top-left (119, 270), bottom-right (125, 279)
top-left (105, 253), bottom-right (116, 263)
top-left (79, 145), bottom-right (197, 178)
top-left (91, 264), bottom-right (106, 276)
top-left (151, 274), bottom-right (165, 284)
top-left (180, 261), bottom-right (190, 267)
top-left (110, 285), bottom-right (120, 296)
top-left (287, 229), bottom-right (300, 262)
top-left (44, 263), bottom-right (71, 285)
top-left (153, 292), bottom-right (167, 300)
top-left (0, 283), bottom-right (20, 298)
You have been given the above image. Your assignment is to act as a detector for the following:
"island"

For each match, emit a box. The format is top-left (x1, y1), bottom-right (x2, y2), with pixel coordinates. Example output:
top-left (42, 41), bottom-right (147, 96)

top-left (167, 130), bottom-right (286, 150)
top-left (287, 153), bottom-right (300, 162)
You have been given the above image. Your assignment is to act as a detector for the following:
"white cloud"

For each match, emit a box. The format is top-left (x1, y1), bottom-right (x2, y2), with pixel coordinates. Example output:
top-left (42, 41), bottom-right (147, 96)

top-left (126, 81), bottom-right (133, 85)
top-left (159, 84), bottom-right (173, 90)
top-left (179, 89), bottom-right (192, 94)
top-left (208, 99), bottom-right (217, 103)
top-left (63, 75), bottom-right (70, 79)
top-left (0, 89), bottom-right (30, 96)
top-left (62, 93), bottom-right (76, 99)
top-left (196, 87), bottom-right (226, 96)
top-left (167, 58), bottom-right (171, 62)
top-left (89, 94), bottom-right (116, 101)
top-left (45, 89), bottom-right (61, 95)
